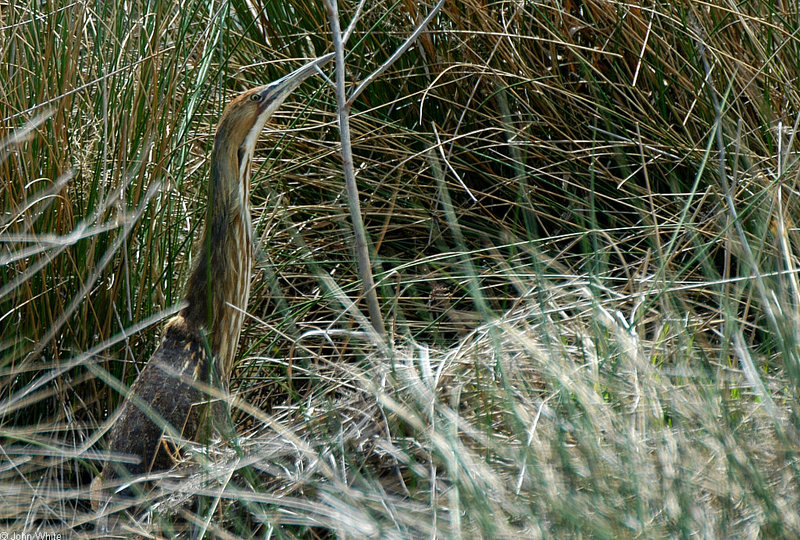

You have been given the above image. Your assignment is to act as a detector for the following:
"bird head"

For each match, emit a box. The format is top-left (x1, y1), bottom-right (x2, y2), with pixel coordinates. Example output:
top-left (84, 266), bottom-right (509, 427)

top-left (213, 53), bottom-right (333, 183)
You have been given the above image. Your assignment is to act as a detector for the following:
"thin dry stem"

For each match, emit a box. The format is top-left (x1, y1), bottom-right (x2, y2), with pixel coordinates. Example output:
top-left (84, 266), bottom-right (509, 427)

top-left (324, 0), bottom-right (385, 336)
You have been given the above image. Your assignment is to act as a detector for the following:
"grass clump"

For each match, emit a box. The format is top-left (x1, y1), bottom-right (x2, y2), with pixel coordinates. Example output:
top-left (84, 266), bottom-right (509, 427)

top-left (2, 0), bottom-right (800, 537)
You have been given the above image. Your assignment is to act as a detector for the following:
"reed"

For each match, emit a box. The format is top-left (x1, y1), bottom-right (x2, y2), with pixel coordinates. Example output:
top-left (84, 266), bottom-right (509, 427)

top-left (2, 0), bottom-right (799, 536)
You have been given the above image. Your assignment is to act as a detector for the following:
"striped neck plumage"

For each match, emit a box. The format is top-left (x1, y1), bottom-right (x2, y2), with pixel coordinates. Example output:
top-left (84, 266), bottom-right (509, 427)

top-left (182, 123), bottom-right (256, 380)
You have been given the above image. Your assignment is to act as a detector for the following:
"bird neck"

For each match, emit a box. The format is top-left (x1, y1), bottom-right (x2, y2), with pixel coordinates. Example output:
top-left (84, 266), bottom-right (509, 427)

top-left (183, 141), bottom-right (253, 382)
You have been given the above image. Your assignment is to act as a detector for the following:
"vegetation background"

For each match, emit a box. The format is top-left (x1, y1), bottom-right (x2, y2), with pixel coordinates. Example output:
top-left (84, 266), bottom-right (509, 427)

top-left (2, 0), bottom-right (800, 537)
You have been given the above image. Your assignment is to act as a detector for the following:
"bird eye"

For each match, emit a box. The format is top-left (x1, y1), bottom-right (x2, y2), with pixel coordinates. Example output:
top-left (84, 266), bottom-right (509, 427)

top-left (250, 93), bottom-right (262, 102)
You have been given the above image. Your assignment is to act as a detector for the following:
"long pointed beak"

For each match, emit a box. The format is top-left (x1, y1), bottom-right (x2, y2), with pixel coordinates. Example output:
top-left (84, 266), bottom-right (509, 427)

top-left (257, 53), bottom-right (333, 108)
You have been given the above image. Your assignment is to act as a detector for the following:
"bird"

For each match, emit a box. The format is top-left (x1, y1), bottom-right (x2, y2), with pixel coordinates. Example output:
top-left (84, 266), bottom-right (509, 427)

top-left (91, 54), bottom-right (332, 503)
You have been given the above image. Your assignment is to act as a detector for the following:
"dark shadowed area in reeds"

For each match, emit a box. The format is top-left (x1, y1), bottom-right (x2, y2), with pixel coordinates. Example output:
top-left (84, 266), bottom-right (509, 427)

top-left (3, 0), bottom-right (800, 537)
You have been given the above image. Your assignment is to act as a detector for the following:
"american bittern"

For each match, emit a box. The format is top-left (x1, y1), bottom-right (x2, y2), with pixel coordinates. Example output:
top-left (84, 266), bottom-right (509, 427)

top-left (92, 54), bottom-right (331, 499)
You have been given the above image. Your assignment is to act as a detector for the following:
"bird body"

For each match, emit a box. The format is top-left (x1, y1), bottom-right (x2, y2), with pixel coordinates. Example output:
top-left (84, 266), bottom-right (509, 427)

top-left (92, 55), bottom-right (331, 499)
top-left (101, 315), bottom-right (216, 476)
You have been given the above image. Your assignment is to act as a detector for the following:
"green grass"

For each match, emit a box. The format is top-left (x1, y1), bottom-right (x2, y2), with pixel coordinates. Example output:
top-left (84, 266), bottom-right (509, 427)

top-left (2, 0), bottom-right (800, 537)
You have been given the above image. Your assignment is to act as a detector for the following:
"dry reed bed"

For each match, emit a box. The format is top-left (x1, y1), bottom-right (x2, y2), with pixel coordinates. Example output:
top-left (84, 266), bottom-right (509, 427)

top-left (2, 0), bottom-right (800, 536)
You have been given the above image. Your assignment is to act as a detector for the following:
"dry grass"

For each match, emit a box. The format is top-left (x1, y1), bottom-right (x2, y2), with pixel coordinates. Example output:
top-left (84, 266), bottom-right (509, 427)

top-left (2, 0), bottom-right (800, 537)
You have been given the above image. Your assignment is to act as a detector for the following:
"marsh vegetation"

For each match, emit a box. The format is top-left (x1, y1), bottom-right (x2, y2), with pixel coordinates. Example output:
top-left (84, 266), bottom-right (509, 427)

top-left (2, 0), bottom-right (800, 537)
